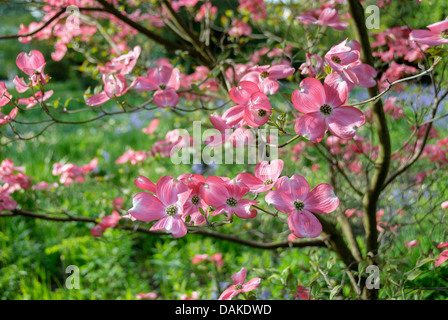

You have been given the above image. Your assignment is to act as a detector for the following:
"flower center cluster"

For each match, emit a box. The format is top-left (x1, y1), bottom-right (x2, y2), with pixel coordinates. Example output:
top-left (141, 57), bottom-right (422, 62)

top-left (320, 104), bottom-right (332, 116)
top-left (293, 200), bottom-right (305, 211)
top-left (165, 205), bottom-right (178, 216)
top-left (191, 195), bottom-right (200, 206)
top-left (258, 109), bottom-right (267, 117)
top-left (441, 30), bottom-right (448, 39)
top-left (235, 284), bottom-right (243, 290)
top-left (331, 55), bottom-right (342, 64)
top-left (260, 71), bottom-right (270, 79)
top-left (264, 179), bottom-right (273, 185)
top-left (226, 197), bottom-right (238, 207)
top-left (159, 83), bottom-right (166, 90)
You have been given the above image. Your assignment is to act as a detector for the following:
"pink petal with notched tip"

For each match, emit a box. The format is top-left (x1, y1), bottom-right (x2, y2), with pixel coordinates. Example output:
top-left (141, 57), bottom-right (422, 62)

top-left (128, 192), bottom-right (166, 222)
top-left (156, 176), bottom-right (188, 206)
top-left (255, 159), bottom-right (283, 183)
top-left (210, 113), bottom-right (231, 132)
top-left (201, 180), bottom-right (229, 207)
top-left (16, 50), bottom-right (46, 76)
top-left (230, 81), bottom-right (260, 104)
top-left (294, 112), bottom-right (327, 143)
top-left (218, 285), bottom-right (238, 300)
top-left (427, 20), bottom-right (448, 34)
top-left (235, 173), bottom-right (263, 192)
top-left (275, 175), bottom-right (310, 199)
top-left (231, 268), bottom-right (247, 284)
top-left (351, 64), bottom-right (377, 88)
top-left (135, 175), bottom-right (157, 193)
top-left (259, 78), bottom-right (279, 95)
top-left (86, 92), bottom-right (110, 107)
top-left (150, 215), bottom-right (187, 238)
top-left (304, 183), bottom-right (339, 214)
top-left (288, 210), bottom-right (322, 238)
top-left (233, 200), bottom-right (258, 219)
top-left (410, 29), bottom-right (447, 46)
top-left (13, 76), bottom-right (29, 93)
top-left (326, 106), bottom-right (365, 140)
top-left (132, 76), bottom-right (159, 91)
top-left (292, 78), bottom-right (325, 113)
top-left (242, 278), bottom-right (262, 292)
top-left (222, 104), bottom-right (246, 126)
top-left (268, 64), bottom-right (295, 79)
top-left (324, 73), bottom-right (349, 107)
top-left (153, 88), bottom-right (179, 108)
top-left (265, 190), bottom-right (295, 214)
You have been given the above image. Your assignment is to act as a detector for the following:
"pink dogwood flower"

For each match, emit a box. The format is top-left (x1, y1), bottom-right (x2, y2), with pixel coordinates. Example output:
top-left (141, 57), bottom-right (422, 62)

top-left (235, 159), bottom-right (284, 193)
top-left (405, 240), bottom-right (419, 247)
top-left (136, 292), bottom-right (158, 300)
top-left (86, 74), bottom-right (129, 107)
top-left (128, 176), bottom-right (190, 238)
top-left (16, 50), bottom-right (49, 86)
top-left (292, 74), bottom-right (366, 143)
top-left (205, 111), bottom-right (254, 148)
top-left (410, 20), bottom-right (448, 47)
top-left (441, 200), bottom-right (448, 209)
top-left (240, 65), bottom-right (295, 95)
top-left (296, 8), bottom-right (349, 31)
top-left (228, 20), bottom-right (252, 37)
top-left (201, 180), bottom-right (258, 219)
top-left (219, 268), bottom-right (262, 300)
top-left (133, 66), bottom-right (180, 108)
top-left (265, 175), bottom-right (339, 238)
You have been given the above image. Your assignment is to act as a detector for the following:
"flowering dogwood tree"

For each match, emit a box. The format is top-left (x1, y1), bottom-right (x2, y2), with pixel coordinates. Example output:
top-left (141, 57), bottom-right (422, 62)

top-left (0, 0), bottom-right (447, 300)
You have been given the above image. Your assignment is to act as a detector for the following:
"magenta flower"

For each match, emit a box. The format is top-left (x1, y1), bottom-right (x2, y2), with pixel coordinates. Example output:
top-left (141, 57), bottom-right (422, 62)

top-left (240, 65), bottom-right (295, 95)
top-left (205, 111), bottom-right (254, 148)
top-left (235, 159), bottom-right (284, 193)
top-left (265, 175), bottom-right (339, 238)
top-left (86, 74), bottom-right (129, 107)
top-left (292, 74), bottom-right (366, 143)
top-left (296, 8), bottom-right (349, 31)
top-left (410, 20), bottom-right (448, 47)
top-left (201, 180), bottom-right (258, 219)
top-left (128, 176), bottom-right (190, 238)
top-left (177, 173), bottom-right (207, 226)
top-left (219, 268), bottom-right (262, 300)
top-left (133, 66), bottom-right (180, 108)
top-left (299, 53), bottom-right (324, 78)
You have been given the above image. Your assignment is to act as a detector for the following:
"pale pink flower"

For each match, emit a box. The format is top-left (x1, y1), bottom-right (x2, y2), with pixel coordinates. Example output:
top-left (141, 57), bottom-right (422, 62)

top-left (192, 254), bottom-right (209, 264)
top-left (128, 176), bottom-right (190, 238)
top-left (266, 175), bottom-right (339, 238)
top-left (86, 74), bottom-right (129, 107)
top-left (180, 291), bottom-right (199, 300)
top-left (435, 249), bottom-right (448, 268)
top-left (195, 3), bottom-right (217, 22)
top-left (201, 180), bottom-right (258, 220)
top-left (292, 74), bottom-right (365, 143)
top-left (0, 108), bottom-right (18, 127)
top-left (133, 66), bottom-right (180, 108)
top-left (219, 268), bottom-right (262, 300)
top-left (0, 82), bottom-right (12, 107)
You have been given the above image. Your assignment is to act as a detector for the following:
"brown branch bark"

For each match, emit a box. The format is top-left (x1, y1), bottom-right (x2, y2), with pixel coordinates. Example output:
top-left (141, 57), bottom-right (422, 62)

top-left (2, 209), bottom-right (325, 250)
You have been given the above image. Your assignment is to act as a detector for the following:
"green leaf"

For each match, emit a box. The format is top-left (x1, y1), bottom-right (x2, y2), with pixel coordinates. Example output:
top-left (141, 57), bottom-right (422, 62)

top-left (267, 274), bottom-right (283, 286)
top-left (329, 284), bottom-right (342, 300)
top-left (407, 269), bottom-right (424, 281)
